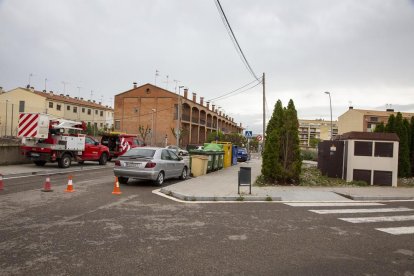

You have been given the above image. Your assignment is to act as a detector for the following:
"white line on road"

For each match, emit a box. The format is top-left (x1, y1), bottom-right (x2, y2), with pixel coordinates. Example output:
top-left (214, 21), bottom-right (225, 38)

top-left (310, 207), bottom-right (413, 214)
top-left (285, 203), bottom-right (384, 207)
top-left (375, 226), bottom-right (414, 235)
top-left (339, 215), bottom-right (414, 223)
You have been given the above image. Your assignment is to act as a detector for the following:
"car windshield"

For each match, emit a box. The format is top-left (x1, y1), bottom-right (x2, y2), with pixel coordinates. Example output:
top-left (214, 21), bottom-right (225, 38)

top-left (122, 148), bottom-right (155, 158)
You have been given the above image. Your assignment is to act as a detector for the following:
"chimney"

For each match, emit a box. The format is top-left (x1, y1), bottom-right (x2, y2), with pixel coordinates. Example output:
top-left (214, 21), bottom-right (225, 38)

top-left (200, 97), bottom-right (204, 106)
top-left (212, 104), bottom-right (215, 111)
top-left (93, 100), bottom-right (96, 103)
top-left (42, 89), bottom-right (46, 93)
top-left (75, 97), bottom-right (78, 99)
top-left (192, 92), bottom-right (197, 102)
top-left (60, 94), bottom-right (64, 96)
top-left (183, 88), bottom-right (188, 99)
top-left (0, 87), bottom-right (3, 94)
top-left (349, 106), bottom-right (353, 110)
top-left (65, 94), bottom-right (69, 97)
top-left (49, 91), bottom-right (54, 94)
top-left (219, 111), bottom-right (222, 116)
top-left (206, 102), bottom-right (210, 110)
top-left (386, 108), bottom-right (394, 112)
top-left (240, 122), bottom-right (242, 127)
top-left (80, 97), bottom-right (84, 100)
top-left (30, 87), bottom-right (34, 92)
top-left (133, 82), bottom-right (137, 88)
top-left (99, 101), bottom-right (101, 105)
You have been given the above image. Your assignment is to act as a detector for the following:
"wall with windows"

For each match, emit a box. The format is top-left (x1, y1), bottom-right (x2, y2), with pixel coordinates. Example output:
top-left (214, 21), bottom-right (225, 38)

top-left (345, 139), bottom-right (399, 186)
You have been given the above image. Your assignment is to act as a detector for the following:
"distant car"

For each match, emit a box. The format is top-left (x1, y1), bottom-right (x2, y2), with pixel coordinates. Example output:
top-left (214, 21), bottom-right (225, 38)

top-left (101, 133), bottom-right (144, 160)
top-left (237, 148), bottom-right (250, 162)
top-left (113, 147), bottom-right (188, 185)
top-left (165, 145), bottom-right (189, 156)
top-left (195, 146), bottom-right (204, 150)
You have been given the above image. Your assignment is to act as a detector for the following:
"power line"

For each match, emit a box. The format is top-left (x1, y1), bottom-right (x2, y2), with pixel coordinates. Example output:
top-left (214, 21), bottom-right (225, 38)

top-left (214, 0), bottom-right (260, 81)
top-left (210, 80), bottom-right (262, 102)
top-left (207, 78), bottom-right (261, 102)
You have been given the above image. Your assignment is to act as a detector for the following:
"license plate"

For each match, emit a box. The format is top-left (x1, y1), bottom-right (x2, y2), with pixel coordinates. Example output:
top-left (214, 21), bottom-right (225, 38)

top-left (31, 153), bottom-right (40, 157)
top-left (126, 162), bottom-right (143, 168)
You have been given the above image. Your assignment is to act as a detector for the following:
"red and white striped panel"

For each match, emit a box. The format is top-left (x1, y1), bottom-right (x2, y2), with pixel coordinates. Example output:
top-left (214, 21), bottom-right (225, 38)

top-left (18, 113), bottom-right (39, 137)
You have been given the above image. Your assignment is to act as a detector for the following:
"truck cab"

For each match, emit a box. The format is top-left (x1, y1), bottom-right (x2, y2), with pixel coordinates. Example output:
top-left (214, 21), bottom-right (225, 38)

top-left (101, 133), bottom-right (144, 160)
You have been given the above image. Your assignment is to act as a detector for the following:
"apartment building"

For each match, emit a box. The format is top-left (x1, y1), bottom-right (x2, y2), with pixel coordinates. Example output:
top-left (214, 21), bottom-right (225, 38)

top-left (114, 83), bottom-right (243, 147)
top-left (338, 107), bottom-right (414, 134)
top-left (299, 119), bottom-right (338, 147)
top-left (0, 87), bottom-right (114, 136)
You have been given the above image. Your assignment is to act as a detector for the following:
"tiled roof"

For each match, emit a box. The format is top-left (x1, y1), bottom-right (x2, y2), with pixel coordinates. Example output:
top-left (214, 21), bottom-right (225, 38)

top-left (22, 88), bottom-right (113, 111)
top-left (338, 131), bottom-right (399, 141)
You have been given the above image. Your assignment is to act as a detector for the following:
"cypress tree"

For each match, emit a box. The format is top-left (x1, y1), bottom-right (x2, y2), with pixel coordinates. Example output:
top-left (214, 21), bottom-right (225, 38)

top-left (410, 117), bottom-right (414, 175)
top-left (386, 114), bottom-right (396, 133)
top-left (395, 113), bottom-right (411, 177)
top-left (374, 122), bottom-right (385, 132)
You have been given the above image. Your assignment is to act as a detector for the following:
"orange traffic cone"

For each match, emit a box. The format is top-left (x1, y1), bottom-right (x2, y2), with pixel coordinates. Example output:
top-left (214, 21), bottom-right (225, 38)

top-left (65, 175), bottom-right (75, 193)
top-left (112, 177), bottom-right (122, 195)
top-left (42, 176), bottom-right (53, 192)
top-left (0, 174), bottom-right (4, 191)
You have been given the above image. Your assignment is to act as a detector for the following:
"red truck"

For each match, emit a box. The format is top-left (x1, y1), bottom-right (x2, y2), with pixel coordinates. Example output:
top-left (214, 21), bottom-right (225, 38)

top-left (18, 113), bottom-right (110, 168)
top-left (100, 132), bottom-right (144, 160)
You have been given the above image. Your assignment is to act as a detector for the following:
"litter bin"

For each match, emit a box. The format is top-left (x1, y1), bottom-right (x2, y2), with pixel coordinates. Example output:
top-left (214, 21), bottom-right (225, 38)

top-left (190, 155), bottom-right (208, 177)
top-left (232, 145), bottom-right (238, 165)
top-left (216, 142), bottom-right (232, 168)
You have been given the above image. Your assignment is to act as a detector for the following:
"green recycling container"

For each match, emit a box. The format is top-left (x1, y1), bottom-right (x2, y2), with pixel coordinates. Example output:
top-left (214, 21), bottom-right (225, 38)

top-left (190, 145), bottom-right (224, 173)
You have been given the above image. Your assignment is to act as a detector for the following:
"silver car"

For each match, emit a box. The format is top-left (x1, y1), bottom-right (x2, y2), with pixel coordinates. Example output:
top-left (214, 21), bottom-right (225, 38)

top-left (165, 145), bottom-right (189, 156)
top-left (113, 147), bottom-right (188, 185)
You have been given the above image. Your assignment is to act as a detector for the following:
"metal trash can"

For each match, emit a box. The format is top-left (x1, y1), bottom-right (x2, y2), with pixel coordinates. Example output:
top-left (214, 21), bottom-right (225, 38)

top-left (238, 166), bottom-right (252, 194)
top-left (190, 155), bottom-right (209, 177)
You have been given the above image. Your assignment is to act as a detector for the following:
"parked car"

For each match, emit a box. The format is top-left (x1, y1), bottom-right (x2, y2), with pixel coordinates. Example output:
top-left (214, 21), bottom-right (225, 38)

top-left (113, 147), bottom-right (188, 185)
top-left (165, 145), bottom-right (189, 156)
top-left (237, 147), bottom-right (250, 162)
top-left (101, 132), bottom-right (144, 160)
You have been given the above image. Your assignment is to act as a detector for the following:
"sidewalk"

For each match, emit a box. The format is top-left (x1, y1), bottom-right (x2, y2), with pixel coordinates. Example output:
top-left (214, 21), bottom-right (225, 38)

top-left (160, 157), bottom-right (414, 202)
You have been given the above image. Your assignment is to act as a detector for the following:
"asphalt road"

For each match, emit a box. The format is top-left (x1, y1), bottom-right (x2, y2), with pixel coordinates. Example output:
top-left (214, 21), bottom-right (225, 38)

top-left (1, 168), bottom-right (413, 275)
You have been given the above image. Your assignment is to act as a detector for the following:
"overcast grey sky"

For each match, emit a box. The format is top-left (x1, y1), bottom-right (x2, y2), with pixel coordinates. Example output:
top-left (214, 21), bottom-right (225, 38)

top-left (1, 0), bottom-right (414, 134)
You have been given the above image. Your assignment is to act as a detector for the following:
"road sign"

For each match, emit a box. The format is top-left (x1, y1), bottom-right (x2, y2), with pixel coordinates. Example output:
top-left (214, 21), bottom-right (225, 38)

top-left (244, 131), bottom-right (253, 138)
top-left (256, 135), bottom-right (262, 141)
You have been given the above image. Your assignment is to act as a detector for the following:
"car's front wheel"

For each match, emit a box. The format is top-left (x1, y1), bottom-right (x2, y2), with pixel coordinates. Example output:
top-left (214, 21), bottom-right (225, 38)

top-left (154, 171), bottom-right (164, 186)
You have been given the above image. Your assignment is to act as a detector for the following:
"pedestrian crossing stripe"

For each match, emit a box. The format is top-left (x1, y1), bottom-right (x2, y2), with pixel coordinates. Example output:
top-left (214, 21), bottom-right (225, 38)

top-left (285, 203), bottom-right (384, 207)
top-left (339, 215), bottom-right (414, 223)
top-left (375, 226), bottom-right (414, 235)
top-left (309, 207), bottom-right (412, 214)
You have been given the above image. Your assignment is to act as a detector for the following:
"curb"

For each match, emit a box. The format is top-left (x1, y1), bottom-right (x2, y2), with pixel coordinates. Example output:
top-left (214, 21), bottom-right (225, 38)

top-left (159, 188), bottom-right (282, 202)
top-left (335, 192), bottom-right (414, 201)
top-left (2, 166), bottom-right (110, 179)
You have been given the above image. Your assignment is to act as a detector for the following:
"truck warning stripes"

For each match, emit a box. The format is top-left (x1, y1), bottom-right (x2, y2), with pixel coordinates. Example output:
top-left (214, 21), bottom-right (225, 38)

top-left (18, 113), bottom-right (39, 138)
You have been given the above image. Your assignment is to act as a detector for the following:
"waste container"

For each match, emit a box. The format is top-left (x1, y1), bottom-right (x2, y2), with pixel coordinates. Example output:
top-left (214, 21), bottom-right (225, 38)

top-left (202, 143), bottom-right (225, 172)
top-left (190, 155), bottom-right (208, 177)
top-left (232, 145), bottom-right (238, 165)
top-left (217, 152), bottom-right (224, 169)
top-left (217, 142), bottom-right (232, 168)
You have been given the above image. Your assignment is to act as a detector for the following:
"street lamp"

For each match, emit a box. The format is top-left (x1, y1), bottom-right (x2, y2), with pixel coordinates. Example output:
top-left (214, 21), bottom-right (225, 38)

top-left (151, 108), bottom-right (156, 146)
top-left (324, 91), bottom-right (333, 140)
top-left (177, 86), bottom-right (184, 147)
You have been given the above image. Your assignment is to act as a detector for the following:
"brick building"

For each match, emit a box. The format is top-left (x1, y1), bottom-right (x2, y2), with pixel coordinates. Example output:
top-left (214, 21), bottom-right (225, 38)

top-left (114, 83), bottom-right (243, 147)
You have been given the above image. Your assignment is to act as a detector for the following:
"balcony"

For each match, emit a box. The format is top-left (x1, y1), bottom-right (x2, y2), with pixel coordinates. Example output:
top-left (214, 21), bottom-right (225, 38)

top-left (181, 114), bottom-right (190, 122)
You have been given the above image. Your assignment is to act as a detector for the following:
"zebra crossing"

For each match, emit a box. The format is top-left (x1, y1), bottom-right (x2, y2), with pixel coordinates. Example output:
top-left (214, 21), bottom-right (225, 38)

top-left (285, 202), bottom-right (414, 235)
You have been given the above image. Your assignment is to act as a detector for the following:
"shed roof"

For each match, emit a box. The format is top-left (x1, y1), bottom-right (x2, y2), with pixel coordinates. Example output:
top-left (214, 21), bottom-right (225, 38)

top-left (338, 131), bottom-right (399, 142)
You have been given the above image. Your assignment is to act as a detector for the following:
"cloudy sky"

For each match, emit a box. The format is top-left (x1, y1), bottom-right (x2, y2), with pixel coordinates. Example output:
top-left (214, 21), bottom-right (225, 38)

top-left (1, 0), bottom-right (414, 134)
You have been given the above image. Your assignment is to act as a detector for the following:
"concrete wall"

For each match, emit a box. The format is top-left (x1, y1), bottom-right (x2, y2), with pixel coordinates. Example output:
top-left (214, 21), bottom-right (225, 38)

top-left (0, 143), bottom-right (29, 165)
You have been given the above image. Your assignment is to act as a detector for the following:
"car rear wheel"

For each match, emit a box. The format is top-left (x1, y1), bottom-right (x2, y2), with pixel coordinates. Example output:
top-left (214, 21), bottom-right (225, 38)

top-left (34, 161), bottom-right (46, 166)
top-left (58, 154), bottom-right (71, 168)
top-left (118, 177), bottom-right (129, 184)
top-left (179, 167), bottom-right (187, 180)
top-left (99, 153), bottom-right (108, 165)
top-left (154, 171), bottom-right (164, 186)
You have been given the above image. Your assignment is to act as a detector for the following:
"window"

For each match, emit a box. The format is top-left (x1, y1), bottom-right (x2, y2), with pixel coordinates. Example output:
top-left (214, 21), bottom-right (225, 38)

top-left (100, 123), bottom-right (103, 127)
top-left (49, 102), bottom-right (53, 108)
top-left (67, 105), bottom-right (71, 111)
top-left (95, 110), bottom-right (98, 115)
top-left (57, 104), bottom-right (61, 111)
top-left (373, 171), bottom-right (392, 186)
top-left (82, 108), bottom-right (85, 113)
top-left (73, 107), bottom-right (77, 113)
top-left (375, 142), bottom-right (393, 157)
top-left (114, 120), bottom-right (121, 130)
top-left (88, 109), bottom-right (91, 115)
top-left (19, 101), bottom-right (25, 112)
top-left (353, 169), bottom-right (371, 185)
top-left (354, 141), bottom-right (372, 156)
top-left (370, 117), bottom-right (378, 122)
top-left (100, 110), bottom-right (103, 116)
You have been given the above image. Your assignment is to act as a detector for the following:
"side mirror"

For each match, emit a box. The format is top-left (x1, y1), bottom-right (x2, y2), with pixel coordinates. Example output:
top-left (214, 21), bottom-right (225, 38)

top-left (94, 141), bottom-right (99, 146)
top-left (178, 157), bottom-right (183, 161)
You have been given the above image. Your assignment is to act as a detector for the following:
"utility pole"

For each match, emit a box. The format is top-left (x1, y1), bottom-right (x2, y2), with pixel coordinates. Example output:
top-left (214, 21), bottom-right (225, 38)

top-left (262, 72), bottom-right (266, 149)
top-left (177, 86), bottom-right (184, 147)
top-left (44, 78), bottom-right (48, 91)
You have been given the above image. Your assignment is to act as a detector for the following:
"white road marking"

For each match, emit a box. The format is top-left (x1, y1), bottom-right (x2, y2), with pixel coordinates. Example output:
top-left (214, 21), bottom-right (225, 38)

top-left (285, 202), bottom-right (384, 207)
top-left (375, 226), bottom-right (414, 235)
top-left (310, 207), bottom-right (413, 214)
top-left (339, 215), bottom-right (414, 223)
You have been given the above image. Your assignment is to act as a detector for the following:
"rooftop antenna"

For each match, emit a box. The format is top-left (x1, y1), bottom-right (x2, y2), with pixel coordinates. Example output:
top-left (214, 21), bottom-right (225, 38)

top-left (77, 86), bottom-right (82, 98)
top-left (28, 73), bottom-right (34, 87)
top-left (109, 97), bottom-right (113, 108)
top-left (155, 69), bottom-right (160, 86)
top-left (173, 79), bottom-right (180, 93)
top-left (90, 90), bottom-right (94, 100)
top-left (100, 95), bottom-right (104, 104)
top-left (44, 78), bottom-right (48, 91)
top-left (164, 75), bottom-right (169, 90)
top-left (61, 81), bottom-right (69, 94)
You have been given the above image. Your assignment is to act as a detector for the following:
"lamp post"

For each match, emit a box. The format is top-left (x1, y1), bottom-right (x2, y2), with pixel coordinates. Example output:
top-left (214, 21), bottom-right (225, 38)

top-left (151, 108), bottom-right (156, 146)
top-left (324, 91), bottom-right (333, 140)
top-left (177, 86), bottom-right (184, 147)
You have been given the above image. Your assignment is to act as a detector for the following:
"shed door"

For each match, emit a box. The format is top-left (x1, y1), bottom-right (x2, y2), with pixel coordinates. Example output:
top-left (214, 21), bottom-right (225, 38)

top-left (373, 170), bottom-right (392, 186)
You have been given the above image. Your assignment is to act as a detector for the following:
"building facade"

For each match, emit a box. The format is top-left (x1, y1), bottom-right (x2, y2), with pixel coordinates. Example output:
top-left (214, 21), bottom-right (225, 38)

top-left (0, 87), bottom-right (114, 137)
top-left (338, 107), bottom-right (414, 134)
top-left (298, 119), bottom-right (338, 147)
top-left (114, 83), bottom-right (243, 147)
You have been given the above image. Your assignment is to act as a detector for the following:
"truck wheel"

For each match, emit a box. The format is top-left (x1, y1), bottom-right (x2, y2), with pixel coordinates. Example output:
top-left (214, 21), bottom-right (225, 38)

top-left (58, 154), bottom-right (71, 168)
top-left (118, 177), bottom-right (128, 184)
top-left (99, 153), bottom-right (108, 165)
top-left (34, 161), bottom-right (46, 166)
